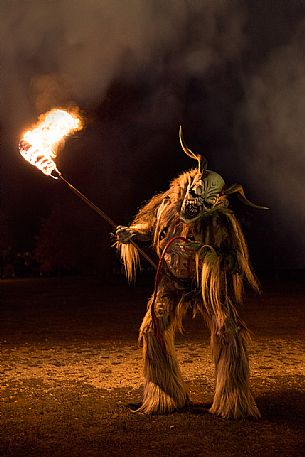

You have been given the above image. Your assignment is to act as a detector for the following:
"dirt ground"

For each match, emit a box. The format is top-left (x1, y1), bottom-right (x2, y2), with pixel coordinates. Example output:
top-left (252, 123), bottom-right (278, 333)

top-left (0, 273), bottom-right (305, 457)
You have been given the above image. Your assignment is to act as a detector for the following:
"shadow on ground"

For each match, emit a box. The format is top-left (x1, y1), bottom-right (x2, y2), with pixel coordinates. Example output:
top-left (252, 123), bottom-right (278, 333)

top-left (0, 274), bottom-right (304, 456)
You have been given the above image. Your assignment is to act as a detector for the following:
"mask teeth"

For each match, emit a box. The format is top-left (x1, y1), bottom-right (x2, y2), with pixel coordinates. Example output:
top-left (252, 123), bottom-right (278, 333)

top-left (183, 200), bottom-right (202, 219)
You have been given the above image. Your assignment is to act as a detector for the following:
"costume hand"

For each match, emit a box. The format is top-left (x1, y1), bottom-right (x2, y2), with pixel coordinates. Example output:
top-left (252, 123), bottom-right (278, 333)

top-left (115, 226), bottom-right (135, 244)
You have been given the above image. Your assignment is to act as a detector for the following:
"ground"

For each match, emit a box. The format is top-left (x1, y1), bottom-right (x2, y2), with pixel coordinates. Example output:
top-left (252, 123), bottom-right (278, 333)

top-left (0, 273), bottom-right (304, 457)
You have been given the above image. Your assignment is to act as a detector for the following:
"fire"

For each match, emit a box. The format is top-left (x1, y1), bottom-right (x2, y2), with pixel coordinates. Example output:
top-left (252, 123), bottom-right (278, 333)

top-left (19, 108), bottom-right (82, 178)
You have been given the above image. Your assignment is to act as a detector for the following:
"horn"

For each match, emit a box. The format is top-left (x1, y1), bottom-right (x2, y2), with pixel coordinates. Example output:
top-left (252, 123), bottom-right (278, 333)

top-left (224, 184), bottom-right (269, 210)
top-left (179, 126), bottom-right (207, 172)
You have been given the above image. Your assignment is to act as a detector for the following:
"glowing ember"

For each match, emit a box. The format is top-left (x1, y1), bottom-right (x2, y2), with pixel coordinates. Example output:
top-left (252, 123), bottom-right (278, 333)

top-left (19, 108), bottom-right (82, 178)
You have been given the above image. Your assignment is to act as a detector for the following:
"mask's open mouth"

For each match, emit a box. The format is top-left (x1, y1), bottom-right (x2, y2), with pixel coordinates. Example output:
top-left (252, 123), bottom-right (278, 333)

top-left (180, 197), bottom-right (217, 223)
top-left (180, 199), bottom-right (205, 223)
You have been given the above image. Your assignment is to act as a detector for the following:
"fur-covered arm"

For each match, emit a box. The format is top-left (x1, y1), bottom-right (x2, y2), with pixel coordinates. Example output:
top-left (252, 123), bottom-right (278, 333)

top-left (115, 224), bottom-right (152, 245)
top-left (115, 191), bottom-right (167, 281)
top-left (194, 209), bottom-right (260, 322)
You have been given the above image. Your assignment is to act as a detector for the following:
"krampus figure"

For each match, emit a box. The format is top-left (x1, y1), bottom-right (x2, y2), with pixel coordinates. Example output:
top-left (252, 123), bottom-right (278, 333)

top-left (116, 128), bottom-right (267, 418)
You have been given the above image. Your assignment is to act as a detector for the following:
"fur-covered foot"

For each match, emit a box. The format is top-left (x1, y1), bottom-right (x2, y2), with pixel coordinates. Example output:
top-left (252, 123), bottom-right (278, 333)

top-left (210, 392), bottom-right (261, 419)
top-left (137, 381), bottom-right (189, 414)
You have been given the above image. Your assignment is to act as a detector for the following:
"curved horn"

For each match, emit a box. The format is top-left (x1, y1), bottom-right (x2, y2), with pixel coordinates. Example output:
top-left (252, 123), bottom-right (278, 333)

top-left (179, 126), bottom-right (207, 172)
top-left (224, 184), bottom-right (269, 210)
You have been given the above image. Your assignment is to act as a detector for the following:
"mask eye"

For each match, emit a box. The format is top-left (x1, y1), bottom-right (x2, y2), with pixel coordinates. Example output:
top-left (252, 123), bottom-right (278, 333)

top-left (205, 196), bottom-right (217, 209)
top-left (189, 187), bottom-right (197, 198)
top-left (194, 185), bottom-right (203, 196)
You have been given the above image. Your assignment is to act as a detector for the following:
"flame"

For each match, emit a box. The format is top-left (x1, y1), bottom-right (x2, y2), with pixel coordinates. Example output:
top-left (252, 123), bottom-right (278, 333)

top-left (19, 108), bottom-right (83, 178)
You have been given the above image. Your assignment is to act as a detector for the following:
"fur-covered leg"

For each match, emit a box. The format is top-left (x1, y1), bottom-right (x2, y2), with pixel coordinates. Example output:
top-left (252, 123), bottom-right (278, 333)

top-left (209, 317), bottom-right (260, 419)
top-left (137, 291), bottom-right (189, 414)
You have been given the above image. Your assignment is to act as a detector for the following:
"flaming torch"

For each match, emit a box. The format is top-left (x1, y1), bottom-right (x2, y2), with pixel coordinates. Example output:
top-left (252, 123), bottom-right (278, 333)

top-left (19, 108), bottom-right (156, 269)
top-left (19, 108), bottom-right (81, 178)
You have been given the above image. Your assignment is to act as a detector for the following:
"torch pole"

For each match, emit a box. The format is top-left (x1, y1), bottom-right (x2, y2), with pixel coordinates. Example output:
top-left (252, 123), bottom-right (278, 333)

top-left (58, 174), bottom-right (157, 270)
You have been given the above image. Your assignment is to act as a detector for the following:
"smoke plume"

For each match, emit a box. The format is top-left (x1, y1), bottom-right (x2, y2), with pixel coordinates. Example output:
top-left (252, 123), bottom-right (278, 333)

top-left (1, 0), bottom-right (305, 269)
top-left (241, 19), bottom-right (305, 267)
top-left (0, 0), bottom-right (246, 133)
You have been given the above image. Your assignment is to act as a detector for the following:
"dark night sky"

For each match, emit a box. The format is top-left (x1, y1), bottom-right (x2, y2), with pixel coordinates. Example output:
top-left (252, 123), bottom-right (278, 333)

top-left (1, 0), bottom-right (305, 273)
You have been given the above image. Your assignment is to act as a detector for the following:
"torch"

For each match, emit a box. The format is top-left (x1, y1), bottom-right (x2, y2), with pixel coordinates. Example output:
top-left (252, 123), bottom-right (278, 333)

top-left (19, 108), bottom-right (156, 269)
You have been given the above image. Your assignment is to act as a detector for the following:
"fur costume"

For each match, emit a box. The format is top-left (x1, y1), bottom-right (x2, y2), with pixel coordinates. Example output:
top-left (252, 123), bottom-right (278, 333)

top-left (116, 128), bottom-right (267, 418)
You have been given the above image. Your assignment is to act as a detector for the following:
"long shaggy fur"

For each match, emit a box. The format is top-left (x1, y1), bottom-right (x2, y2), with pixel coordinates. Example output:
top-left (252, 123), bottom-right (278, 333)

top-left (117, 242), bottom-right (140, 282)
top-left (117, 170), bottom-right (261, 418)
top-left (209, 320), bottom-right (260, 418)
top-left (137, 285), bottom-right (190, 414)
